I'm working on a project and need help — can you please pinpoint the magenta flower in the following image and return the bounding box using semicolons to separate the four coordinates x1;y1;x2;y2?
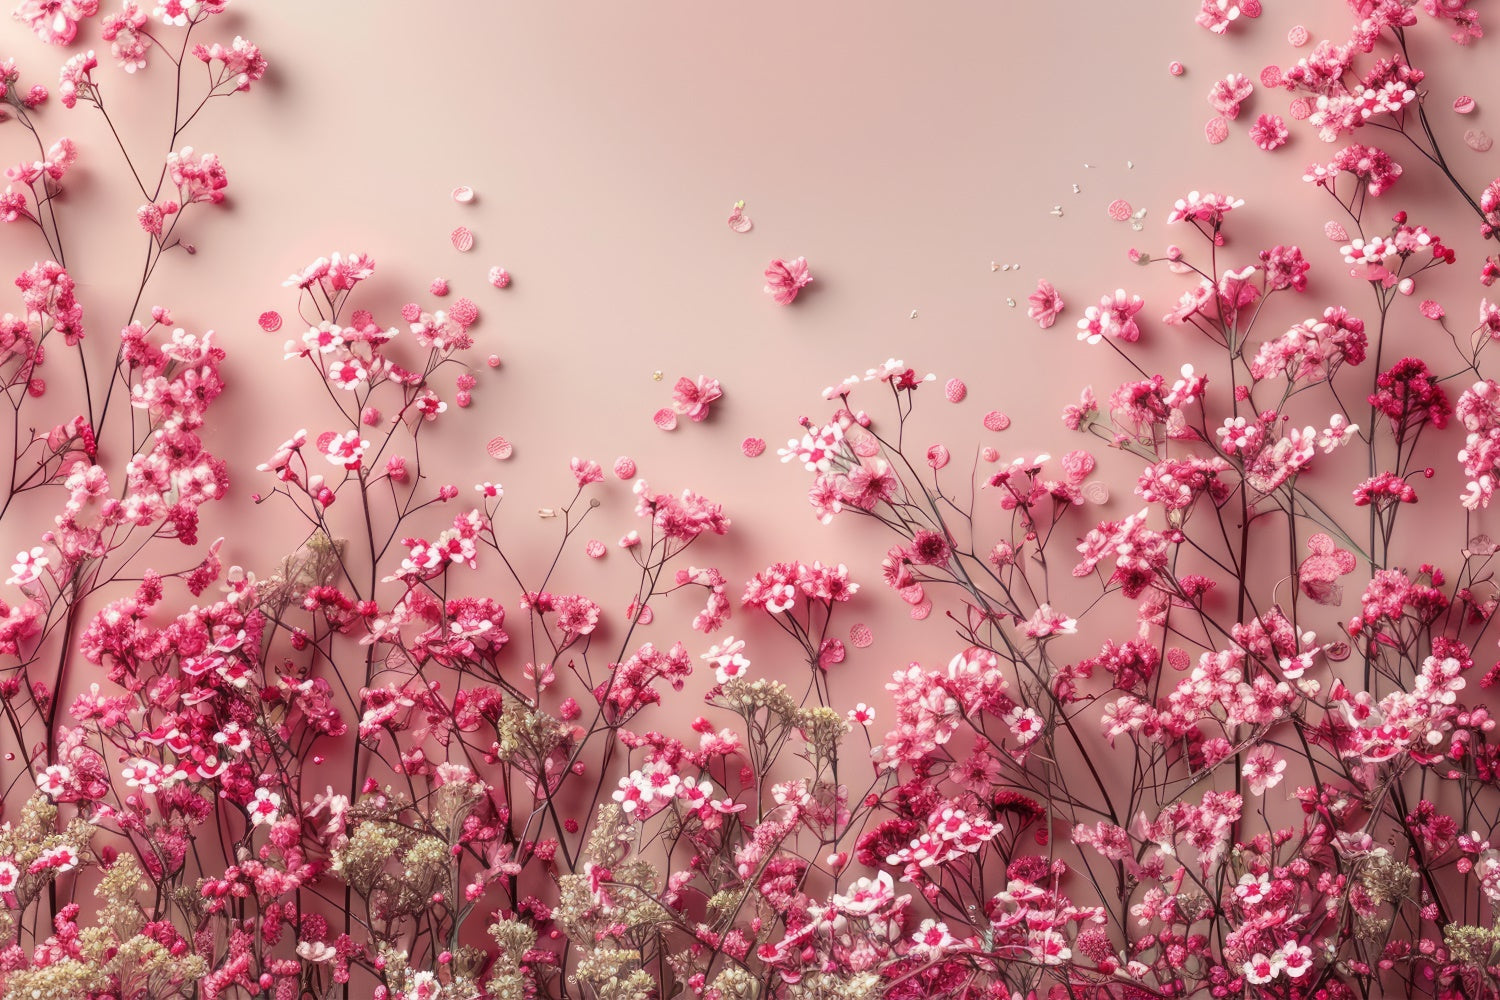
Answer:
1249;113;1288;151
764;256;812;305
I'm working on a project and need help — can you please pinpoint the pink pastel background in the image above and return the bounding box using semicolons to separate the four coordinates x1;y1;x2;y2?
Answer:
4;0;1500;758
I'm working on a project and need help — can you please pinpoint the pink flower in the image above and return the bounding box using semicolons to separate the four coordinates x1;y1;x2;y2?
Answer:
166;146;228;204
764;256;812;305
1195;0;1240;34
570;457;604;486
1026;279;1065;328
1240;747;1287;794
322;430;368;470
672;375;722;422
57;50;98;109
193;35;267;92
1208;73;1253;118
1167;191;1244;227
1249;113;1288;151
16;0;99;45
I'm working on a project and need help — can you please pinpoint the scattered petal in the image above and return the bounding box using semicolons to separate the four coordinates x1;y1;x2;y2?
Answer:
635;604;654;624
983;410;1011;431
944;378;967;403
910;599;932;620
487;354;502;368
488;266;511;288
1240;0;1260;16
1259;65;1282;88
1287;24;1309;46
653;408;678;431
741;437;766;458
1082;481;1110;504
613;457;636;479
849;623;874;648
487;436;513;460
1455;96;1477;115
980;446;1000;463
258;310;282;332
430;277;449;296
1169;61;1185;76
585;539;606;559
927;444;951;469
727;200;753;233
401;302;422;322
1419;299;1445;320
452;185;475;203
1466;128;1494;152
1107;199;1132;221
451;226;474;252
1323;221;1349;242
1205;116;1230;144
1288;97;1312;120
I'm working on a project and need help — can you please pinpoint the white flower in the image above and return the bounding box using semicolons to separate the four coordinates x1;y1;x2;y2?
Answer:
7;546;48;586
36;764;71;799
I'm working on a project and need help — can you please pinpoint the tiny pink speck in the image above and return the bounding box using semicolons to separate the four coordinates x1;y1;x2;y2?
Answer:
487;436;513;460
1287;25;1309;46
849;623;873;648
944;378;967;403
585;540;606;559
1205;116;1230;144
452;185;475;203
1455;96;1477;115
983;410;1011;431
1240;0;1260;16
258;310;282;332
401;303;422;322
1289;98;1312;121
487;354;502;368
741;437;766;457
1323;221;1349;241
653;408;678;431
1466;129;1494;152
980;446;1000;463
1168;61;1184;76
910;599;932;621
430;278;449;296
451;226;474;252
1106;199;1132;221
614;456;637;479
1259;65;1282;88
636;604;653;624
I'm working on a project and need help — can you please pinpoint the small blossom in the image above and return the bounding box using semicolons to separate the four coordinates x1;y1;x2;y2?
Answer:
764;256;812;305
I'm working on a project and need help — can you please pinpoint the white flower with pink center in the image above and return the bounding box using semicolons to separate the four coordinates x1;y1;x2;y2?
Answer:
249;787;282;827
7;546;48;586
